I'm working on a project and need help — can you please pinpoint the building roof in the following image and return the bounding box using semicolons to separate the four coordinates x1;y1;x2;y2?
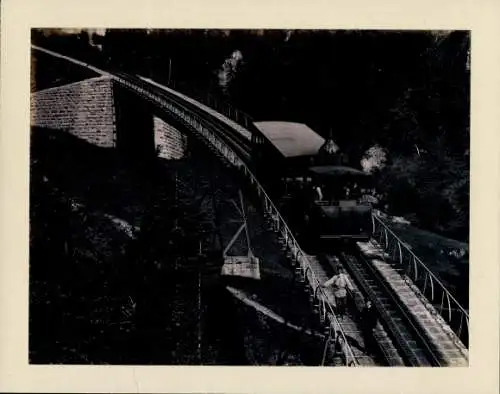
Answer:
253;121;325;158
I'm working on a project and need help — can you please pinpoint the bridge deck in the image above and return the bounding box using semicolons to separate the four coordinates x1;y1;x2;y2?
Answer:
138;76;253;141
357;241;469;366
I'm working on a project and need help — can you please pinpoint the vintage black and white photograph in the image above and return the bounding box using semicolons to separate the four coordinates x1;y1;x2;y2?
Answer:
29;28;470;367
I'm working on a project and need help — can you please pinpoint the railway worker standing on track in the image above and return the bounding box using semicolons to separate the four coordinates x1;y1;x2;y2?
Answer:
322;267;354;319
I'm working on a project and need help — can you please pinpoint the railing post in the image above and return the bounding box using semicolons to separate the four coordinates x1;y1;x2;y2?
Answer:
446;294;452;322
457;313;464;337
430;275;435;301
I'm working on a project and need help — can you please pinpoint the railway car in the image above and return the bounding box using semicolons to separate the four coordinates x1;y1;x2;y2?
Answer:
251;121;374;245
305;165;373;242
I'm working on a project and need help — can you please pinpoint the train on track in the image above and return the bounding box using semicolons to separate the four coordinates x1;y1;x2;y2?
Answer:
251;121;375;247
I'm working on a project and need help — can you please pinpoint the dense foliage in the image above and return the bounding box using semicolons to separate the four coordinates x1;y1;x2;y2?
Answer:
32;29;470;241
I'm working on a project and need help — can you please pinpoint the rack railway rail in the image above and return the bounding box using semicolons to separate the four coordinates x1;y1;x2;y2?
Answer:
339;250;442;366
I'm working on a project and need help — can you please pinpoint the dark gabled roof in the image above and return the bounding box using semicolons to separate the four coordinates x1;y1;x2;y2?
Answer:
308;165;369;177
253;121;325;158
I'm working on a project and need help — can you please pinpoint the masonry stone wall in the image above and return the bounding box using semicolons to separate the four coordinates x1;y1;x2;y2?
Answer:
31;73;189;162
30;76;116;148
153;116;187;160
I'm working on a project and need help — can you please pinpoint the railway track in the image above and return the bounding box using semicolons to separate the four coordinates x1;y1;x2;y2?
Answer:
338;249;444;366
110;72;448;367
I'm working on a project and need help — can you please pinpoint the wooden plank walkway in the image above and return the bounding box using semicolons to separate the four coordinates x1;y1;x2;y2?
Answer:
357;240;469;366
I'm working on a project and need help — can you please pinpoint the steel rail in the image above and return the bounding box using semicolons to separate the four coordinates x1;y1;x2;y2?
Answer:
340;252;443;366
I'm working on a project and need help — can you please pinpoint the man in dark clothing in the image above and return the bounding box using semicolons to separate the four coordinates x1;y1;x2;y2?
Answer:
361;300;378;356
